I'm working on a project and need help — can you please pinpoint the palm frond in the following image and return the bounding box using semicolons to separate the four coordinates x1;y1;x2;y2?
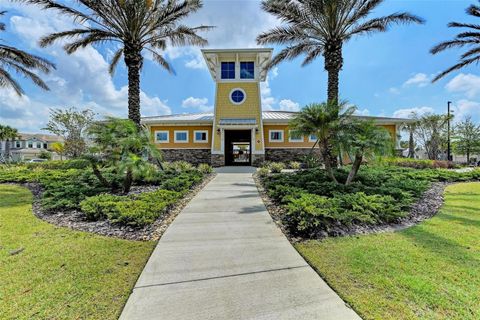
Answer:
433;55;480;82
301;46;323;66
448;22;480;30
0;68;24;95
15;0;92;23
257;25;309;45
0;45;55;72
1;59;50;90
267;42;318;69
39;29;95;47
146;49;175;74
431;39;478;54
109;48;124;76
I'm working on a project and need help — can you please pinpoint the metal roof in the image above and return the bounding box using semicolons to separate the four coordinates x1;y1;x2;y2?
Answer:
219;118;257;126
141;111;413;125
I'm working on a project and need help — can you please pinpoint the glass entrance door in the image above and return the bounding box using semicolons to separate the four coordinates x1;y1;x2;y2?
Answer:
232;143;250;164
224;130;252;166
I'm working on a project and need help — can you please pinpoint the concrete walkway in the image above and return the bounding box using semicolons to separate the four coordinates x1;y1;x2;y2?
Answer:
120;167;360;320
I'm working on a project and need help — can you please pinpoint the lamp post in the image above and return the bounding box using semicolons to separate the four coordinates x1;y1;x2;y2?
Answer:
447;101;452;161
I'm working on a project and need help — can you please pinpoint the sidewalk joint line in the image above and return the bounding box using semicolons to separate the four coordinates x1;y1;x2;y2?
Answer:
133;265;309;290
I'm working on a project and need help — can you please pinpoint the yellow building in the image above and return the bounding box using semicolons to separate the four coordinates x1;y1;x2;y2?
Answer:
142;48;407;167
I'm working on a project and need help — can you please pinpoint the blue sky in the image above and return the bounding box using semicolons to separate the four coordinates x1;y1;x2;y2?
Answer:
1;0;479;132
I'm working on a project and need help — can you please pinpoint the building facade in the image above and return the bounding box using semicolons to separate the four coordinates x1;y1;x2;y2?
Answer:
142;48;407;167
0;133;63;161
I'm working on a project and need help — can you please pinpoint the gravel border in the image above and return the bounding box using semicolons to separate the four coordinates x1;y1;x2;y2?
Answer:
18;173;216;241
253;173;450;242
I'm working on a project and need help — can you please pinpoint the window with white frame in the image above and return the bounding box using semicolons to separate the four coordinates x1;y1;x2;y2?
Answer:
288;130;303;142
174;130;189;143
28;141;33;148
194;130;208;143
269;130;284;142
15;141;21;148
155;131;169;143
309;134;318;142
36;142;42;148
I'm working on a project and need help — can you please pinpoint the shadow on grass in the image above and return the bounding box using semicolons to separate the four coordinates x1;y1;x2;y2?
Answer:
401;226;480;267
435;213;480;228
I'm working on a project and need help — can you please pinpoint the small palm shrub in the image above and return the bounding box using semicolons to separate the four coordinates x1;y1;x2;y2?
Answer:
257;167;270;178
171;161;194;172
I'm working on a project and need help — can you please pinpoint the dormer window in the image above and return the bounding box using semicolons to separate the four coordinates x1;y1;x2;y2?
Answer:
221;62;235;79
240;62;254;79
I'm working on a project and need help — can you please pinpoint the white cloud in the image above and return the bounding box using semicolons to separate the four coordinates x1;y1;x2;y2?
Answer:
452;99;480;122
278;99;300;111
181;97;213;112
393;106;434;118
389;87;400;95
446;73;480;98
403;73;432;88
355;108;370;116
0;6;171;132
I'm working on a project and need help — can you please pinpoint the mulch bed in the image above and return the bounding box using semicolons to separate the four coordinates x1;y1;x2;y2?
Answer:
254;173;450;242
21;173;216;241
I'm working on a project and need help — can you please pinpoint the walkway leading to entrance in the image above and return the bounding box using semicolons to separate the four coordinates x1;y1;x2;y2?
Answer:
120;167;360;320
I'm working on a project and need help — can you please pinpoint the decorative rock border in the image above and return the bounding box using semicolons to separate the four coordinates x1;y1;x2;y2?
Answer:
254;173;450;242
21;173;216;241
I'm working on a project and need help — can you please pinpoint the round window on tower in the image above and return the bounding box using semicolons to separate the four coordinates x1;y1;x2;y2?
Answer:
230;88;246;105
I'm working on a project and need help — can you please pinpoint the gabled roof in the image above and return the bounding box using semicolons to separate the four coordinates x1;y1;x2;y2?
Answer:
142;111;413;125
17;133;63;142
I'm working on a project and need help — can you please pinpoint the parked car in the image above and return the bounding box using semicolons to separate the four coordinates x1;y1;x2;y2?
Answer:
28;158;47;163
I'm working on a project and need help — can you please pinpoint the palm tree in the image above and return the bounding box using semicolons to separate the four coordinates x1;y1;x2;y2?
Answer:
257;0;424;103
0;11;54;95
290;101;356;183
402;121;418;158
338;120;392;185
20;0;212;126
431;1;480;82
0;125;19;159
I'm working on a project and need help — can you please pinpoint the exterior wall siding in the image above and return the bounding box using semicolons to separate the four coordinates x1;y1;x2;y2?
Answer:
265;148;319;163
150;125;212;149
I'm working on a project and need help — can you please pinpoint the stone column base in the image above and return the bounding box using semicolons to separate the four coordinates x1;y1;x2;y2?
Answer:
252;154;265;167
211;154;225;167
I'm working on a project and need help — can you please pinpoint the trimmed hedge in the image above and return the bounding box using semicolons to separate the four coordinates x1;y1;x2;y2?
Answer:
262;165;480;238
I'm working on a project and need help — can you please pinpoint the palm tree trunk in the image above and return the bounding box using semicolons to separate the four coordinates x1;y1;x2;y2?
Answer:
124;45;143;127
123;168;133;194
346;154;363;185
324;41;343;104
321;142;338;184
5;139;10;159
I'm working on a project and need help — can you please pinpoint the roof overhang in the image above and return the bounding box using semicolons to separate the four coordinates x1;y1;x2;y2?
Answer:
201;48;273;82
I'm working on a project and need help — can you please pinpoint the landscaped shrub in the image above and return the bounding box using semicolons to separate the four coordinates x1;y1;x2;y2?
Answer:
289;161;302;170
285;192;405;237
382;158;458;170
198;163;213;174
80;189;180;226
257;167;270;178
25;159;90;170
269;162;286;173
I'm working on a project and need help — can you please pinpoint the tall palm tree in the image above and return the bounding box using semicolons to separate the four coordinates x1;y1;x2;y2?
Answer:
0;11;54;95
338;120;392;185
20;0;212;126
257;0;424;103
0;125;19;159
290;101;356;183
431;1;480;82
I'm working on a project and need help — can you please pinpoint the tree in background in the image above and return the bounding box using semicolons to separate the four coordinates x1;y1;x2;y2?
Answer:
21;0;212;126
257;0;423;103
43;108;95;158
290;101;356;183
38;150;52;160
413;114;449;160
402;120;419;158
86;117;162;194
338;120;392;185
50;142;65;160
0;11;54;95
431;1;480;82
0;124;19;159
453;116;480;163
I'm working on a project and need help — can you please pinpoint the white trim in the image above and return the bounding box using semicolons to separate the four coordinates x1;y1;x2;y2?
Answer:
229;88;247;105
308;134;318;143
194;130;209;143
269;130;284;143
174;130;189;143
288;130;304;143
154;130;170;143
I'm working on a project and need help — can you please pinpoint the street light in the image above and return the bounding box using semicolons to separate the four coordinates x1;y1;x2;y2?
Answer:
447;101;453;161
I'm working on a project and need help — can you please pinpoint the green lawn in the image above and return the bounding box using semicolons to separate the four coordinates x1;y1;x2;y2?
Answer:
296;182;480;320
0;185;155;319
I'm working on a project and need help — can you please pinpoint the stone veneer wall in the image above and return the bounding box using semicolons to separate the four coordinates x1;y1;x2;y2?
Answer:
161;149;211;165
211;154;225;167
252;154;265;167
265;148;318;163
